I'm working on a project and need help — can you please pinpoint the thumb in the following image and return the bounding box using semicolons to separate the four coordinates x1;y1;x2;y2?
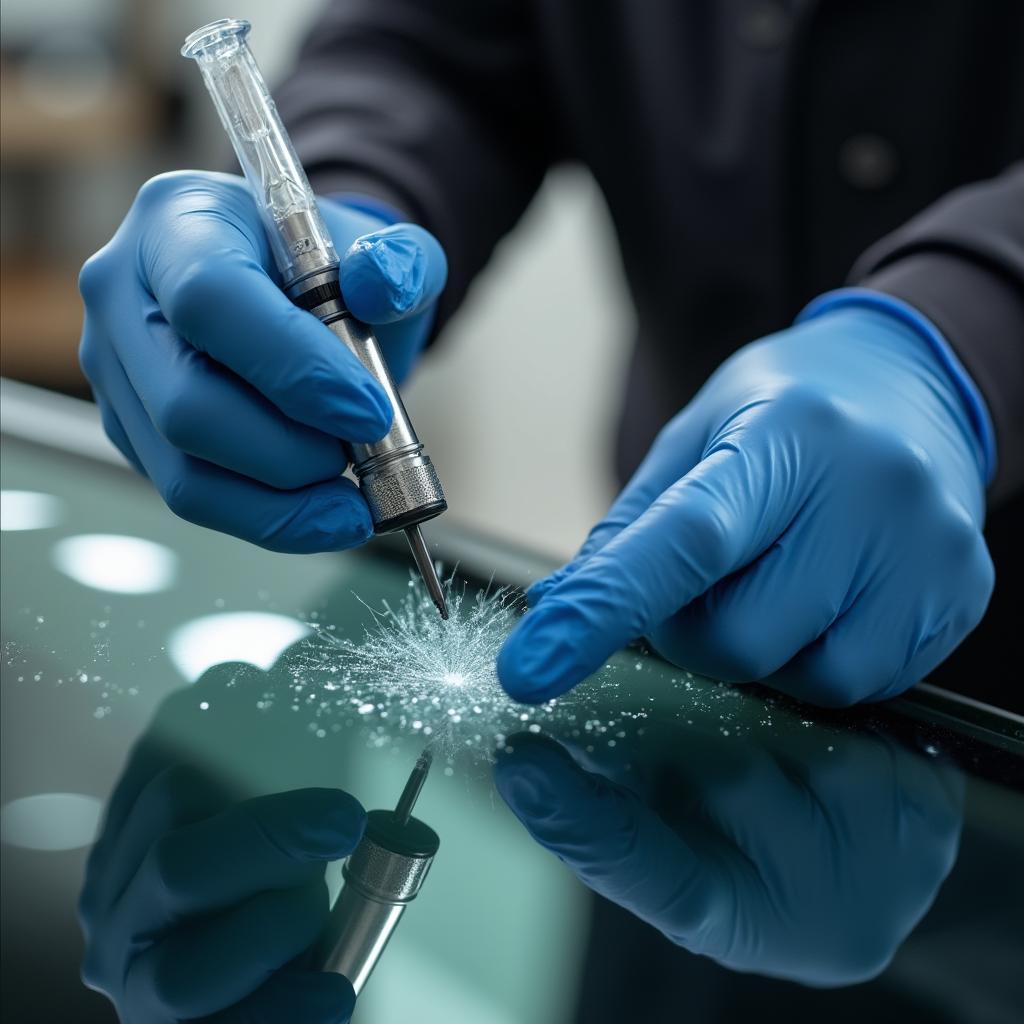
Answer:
498;443;790;702
120;788;367;933
340;223;447;325
202;971;356;1024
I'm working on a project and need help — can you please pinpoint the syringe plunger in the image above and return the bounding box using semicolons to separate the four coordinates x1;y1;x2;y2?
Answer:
182;18;336;286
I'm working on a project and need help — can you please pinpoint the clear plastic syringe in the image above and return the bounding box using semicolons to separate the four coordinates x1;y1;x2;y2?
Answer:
182;19;449;619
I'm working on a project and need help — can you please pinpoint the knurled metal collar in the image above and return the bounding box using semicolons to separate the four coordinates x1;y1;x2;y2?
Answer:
342;810;440;903
361;457;446;531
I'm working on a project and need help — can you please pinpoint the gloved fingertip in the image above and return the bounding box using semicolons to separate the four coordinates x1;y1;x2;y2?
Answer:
338;383;393;444
293;481;373;553
495;641;545;703
251;970;356;1023
328;503;374;548
342;226;442;324
327;519;374;553
494;759;563;820
320;790;368;853
273;790;367;860
303;973;356;1024
316;973;357;1024
496;616;576;704
495;739;608;839
494;730;575;769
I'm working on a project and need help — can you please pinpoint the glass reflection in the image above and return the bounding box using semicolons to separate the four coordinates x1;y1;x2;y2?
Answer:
51;533;178;594
78;631;971;1024
495;726;964;987
0;489;63;531
166;611;311;681
1;792;102;851
78;663;436;1024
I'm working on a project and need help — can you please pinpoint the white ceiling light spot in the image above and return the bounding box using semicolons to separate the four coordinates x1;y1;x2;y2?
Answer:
52;534;178;594
166;612;312;682
1;793;103;851
1;490;63;531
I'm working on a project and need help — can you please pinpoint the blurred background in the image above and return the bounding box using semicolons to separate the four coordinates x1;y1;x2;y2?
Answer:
0;0;635;559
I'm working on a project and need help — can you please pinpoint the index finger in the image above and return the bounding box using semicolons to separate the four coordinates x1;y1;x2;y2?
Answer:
137;189;391;443
494;736;725;943
498;445;789;701
113;789;365;937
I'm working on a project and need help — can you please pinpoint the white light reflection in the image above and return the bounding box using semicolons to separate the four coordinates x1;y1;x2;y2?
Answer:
1;793;102;851
1;490;63;531
167;612;312;683
52;534;178;594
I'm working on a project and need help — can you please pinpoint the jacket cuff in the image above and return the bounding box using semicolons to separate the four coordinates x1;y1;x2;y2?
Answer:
308;169;421;230
798;286;997;488
326;191;408;227
859;253;1024;502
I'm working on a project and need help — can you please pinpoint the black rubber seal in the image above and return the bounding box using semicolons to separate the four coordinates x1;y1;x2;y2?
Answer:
292;279;345;312
373;500;447;536
365;809;440;859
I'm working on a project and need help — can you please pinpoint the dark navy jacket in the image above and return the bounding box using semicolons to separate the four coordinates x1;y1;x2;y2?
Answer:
277;0;1024;704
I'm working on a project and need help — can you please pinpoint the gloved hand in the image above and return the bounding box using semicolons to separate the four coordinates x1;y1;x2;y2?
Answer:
80;767;365;1023
498;293;995;706
79;170;446;552
495;730;963;986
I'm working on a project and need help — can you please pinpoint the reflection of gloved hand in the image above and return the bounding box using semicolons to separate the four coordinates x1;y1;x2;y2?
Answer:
499;296;995;707
79;170;446;552
79;664;371;1022
80;767;365;1023
496;731;963;986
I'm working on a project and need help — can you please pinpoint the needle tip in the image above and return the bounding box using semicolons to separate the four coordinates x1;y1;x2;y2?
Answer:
395;749;433;824
405;526;450;620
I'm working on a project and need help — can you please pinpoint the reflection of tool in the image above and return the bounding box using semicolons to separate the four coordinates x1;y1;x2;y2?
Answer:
182;19;449;619
316;751;439;994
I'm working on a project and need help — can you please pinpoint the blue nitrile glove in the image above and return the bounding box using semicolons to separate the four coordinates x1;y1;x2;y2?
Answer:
498;292;996;706
495;731;963;986
79;170;447;552
80;767;365;1023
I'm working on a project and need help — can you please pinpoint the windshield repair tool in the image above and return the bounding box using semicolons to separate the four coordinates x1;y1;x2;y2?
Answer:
183;19;449;619
315;750;439;994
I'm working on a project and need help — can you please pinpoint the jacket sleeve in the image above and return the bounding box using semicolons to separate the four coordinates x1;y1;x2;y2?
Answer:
273;0;553;332
853;163;1024;503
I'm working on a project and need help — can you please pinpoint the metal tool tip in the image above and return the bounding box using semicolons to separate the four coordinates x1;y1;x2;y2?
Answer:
394;749;433;825
404;526;449;620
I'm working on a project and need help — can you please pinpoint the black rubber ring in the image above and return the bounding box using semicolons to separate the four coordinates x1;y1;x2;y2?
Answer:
373;501;448;536
293;279;344;312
